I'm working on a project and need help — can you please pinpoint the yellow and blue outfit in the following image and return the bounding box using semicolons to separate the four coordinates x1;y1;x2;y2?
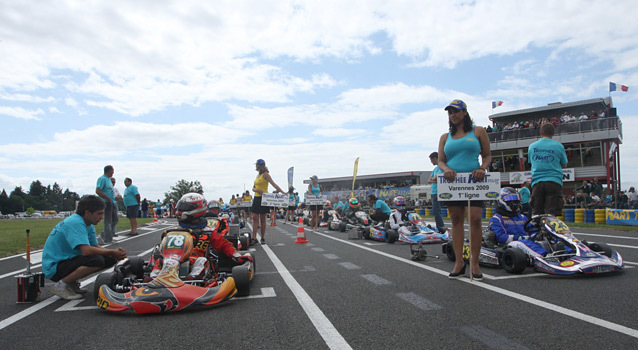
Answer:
252;173;270;214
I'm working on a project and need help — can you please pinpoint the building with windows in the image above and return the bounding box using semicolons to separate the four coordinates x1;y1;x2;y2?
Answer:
487;97;622;198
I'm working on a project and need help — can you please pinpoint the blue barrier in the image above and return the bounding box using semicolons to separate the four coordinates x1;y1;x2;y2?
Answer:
585;209;595;223
564;208;575;223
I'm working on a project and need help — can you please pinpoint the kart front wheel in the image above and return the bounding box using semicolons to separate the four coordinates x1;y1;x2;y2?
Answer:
501;248;527;274
444;242;455;262
128;256;145;279
93;271;117;301
588;242;613;258
239;235;249;250
232;265;251;297
386;229;399;244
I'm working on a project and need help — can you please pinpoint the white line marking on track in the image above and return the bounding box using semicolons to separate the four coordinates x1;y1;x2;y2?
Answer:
396;292;442;311
250;223;352;350
323;254;339;260
238;287;277;299
338;262;361;270
574;232;638;240
55;299;100;311
361;274;392;285
608;243;638;249
459;324;530;350
312;247;325;252
310;229;638;339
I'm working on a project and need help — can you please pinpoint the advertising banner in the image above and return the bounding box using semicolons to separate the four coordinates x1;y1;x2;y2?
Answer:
305;194;328;205
261;193;290;207
437;172;501;201
606;209;638;226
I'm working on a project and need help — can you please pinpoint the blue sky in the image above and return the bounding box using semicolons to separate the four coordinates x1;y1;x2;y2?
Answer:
1;0;637;202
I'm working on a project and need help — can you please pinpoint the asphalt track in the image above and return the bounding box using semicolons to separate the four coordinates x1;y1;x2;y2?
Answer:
0;218;637;349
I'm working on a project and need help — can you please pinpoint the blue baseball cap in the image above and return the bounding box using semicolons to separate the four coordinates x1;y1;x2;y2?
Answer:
444;99;467;111
255;159;265;166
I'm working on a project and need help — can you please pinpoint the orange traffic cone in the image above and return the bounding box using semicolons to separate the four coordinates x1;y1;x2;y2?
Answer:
153;213;158;223
295;217;308;244
270;209;277;226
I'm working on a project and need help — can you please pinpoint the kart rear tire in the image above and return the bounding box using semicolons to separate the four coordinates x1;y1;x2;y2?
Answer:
386;229;399;244
589;242;613;258
93;271;117;301
501;248;527;274
127;256;145;279
339;222;346;232
232;265;251;297
444;242;455;262
239;235;249;251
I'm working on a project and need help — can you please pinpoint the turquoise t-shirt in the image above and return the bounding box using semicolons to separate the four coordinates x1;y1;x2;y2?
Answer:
310;184;321;195
42;214;98;278
123;184;140;207
443;128;481;172
96;175;115;203
373;200;392;215
528;138;567;186
518;186;530;204
430;165;443;195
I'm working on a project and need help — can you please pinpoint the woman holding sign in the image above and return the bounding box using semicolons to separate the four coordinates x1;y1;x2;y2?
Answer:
437;99;491;280
308;175;322;231
252;159;284;244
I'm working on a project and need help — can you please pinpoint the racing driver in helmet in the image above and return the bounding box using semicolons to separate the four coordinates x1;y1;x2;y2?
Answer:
388;196;411;236
150;192;252;280
488;187;548;258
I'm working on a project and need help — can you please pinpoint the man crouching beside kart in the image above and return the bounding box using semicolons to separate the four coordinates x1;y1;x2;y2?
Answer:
389;196;411;236
148;192;252;281
488;187;549;259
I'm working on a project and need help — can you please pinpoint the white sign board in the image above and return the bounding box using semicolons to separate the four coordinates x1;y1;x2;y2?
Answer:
437;172;501;201
238;201;252;208
261;193;290;207
509;168;574;185
305;194;328;205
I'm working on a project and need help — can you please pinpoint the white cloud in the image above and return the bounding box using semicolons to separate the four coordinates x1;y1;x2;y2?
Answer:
0;106;43;120
313;128;366;137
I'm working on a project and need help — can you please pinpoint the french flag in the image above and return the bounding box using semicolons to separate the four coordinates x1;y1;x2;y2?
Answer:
609;82;629;92
492;101;503;108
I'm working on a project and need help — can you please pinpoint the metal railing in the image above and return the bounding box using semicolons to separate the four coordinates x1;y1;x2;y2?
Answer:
488;117;621;143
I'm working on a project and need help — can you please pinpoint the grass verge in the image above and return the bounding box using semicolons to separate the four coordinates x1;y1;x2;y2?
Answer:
0;218;154;258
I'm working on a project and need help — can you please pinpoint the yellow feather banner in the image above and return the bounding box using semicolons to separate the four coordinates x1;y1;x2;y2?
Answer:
351;157;359;198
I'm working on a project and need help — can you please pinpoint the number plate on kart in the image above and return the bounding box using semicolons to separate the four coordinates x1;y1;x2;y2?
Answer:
462;245;470;260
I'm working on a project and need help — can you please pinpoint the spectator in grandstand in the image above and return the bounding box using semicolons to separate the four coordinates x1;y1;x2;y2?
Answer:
601;188;614;208
577;180;592;195
578;112;589;121
618;191;628;209
628;187;638;209
528;123;567;216
560;112;570;123
587;192;600;209
438;99;491;280
308;175;322;231
486;125;492;133
575;192;586;208
427;152;446;233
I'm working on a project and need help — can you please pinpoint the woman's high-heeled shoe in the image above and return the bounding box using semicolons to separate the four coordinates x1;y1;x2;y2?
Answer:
449;263;466;279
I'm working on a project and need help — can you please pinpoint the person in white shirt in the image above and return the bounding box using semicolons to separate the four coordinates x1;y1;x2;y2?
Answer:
578;112;589;121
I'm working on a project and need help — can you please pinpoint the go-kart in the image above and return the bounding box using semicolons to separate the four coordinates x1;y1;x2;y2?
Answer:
318;209;334;227
368;221;399;243
206;217;250;251
442;215;624;275
95;229;255;314
398;213;449;244
327;211;343;231
339;211;373;239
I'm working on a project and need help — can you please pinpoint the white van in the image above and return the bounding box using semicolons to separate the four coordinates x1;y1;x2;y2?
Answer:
408;185;431;202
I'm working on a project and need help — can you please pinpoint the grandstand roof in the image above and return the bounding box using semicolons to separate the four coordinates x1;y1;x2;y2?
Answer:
489;97;613;121
302;171;428;184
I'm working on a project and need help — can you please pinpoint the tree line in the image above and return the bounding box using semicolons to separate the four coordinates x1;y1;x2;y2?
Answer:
0;180;81;214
